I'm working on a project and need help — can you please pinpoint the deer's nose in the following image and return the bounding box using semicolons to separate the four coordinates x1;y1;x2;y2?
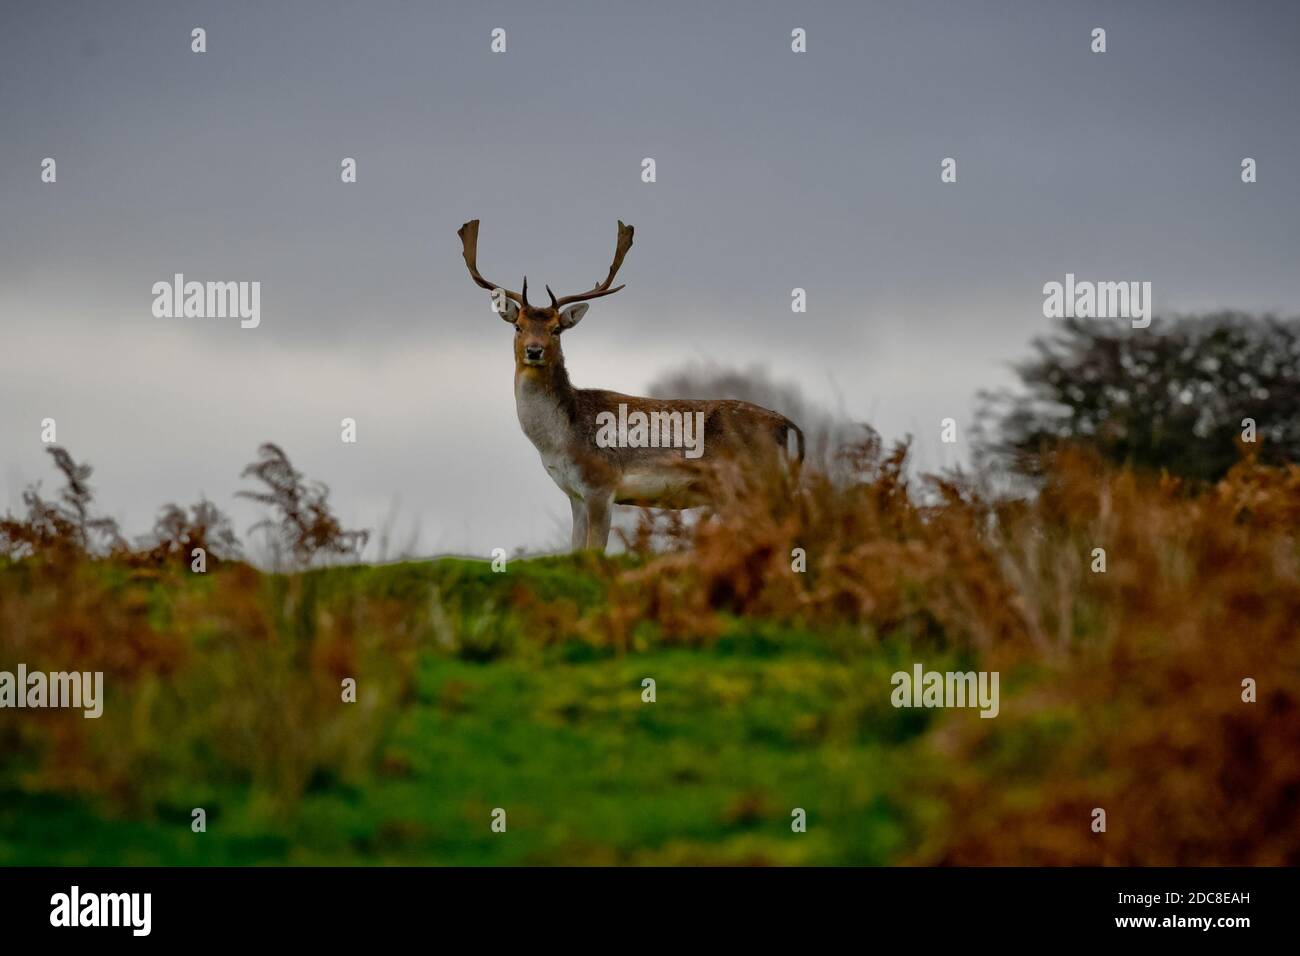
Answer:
524;345;545;362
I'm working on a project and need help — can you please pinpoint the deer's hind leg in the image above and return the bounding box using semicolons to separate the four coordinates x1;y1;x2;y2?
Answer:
569;497;588;552
584;489;615;552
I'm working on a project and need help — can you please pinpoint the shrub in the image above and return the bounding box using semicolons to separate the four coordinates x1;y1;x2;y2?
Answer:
138;498;243;567
237;443;369;567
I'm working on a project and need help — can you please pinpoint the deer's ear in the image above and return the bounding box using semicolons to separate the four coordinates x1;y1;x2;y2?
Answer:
558;302;589;329
495;297;520;322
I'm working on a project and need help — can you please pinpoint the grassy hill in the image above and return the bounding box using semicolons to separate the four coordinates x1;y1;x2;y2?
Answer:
3;442;1298;865
0;556;963;865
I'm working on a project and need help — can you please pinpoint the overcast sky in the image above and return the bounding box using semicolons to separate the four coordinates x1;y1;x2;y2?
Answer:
2;0;1298;556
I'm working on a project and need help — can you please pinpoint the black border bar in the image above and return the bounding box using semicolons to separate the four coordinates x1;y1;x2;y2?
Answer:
0;866;1290;942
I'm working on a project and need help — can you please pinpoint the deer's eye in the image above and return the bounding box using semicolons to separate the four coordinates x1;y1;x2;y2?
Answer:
514;325;521;335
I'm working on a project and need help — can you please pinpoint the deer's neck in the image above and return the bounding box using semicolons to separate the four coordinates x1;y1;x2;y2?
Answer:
514;359;580;454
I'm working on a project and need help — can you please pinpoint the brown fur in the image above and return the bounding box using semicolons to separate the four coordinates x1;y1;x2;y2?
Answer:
460;221;804;551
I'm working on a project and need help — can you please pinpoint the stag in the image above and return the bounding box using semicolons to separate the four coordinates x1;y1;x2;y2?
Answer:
458;219;804;551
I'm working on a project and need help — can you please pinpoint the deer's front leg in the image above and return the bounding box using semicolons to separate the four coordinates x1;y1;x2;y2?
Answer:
569;497;588;552
584;490;614;551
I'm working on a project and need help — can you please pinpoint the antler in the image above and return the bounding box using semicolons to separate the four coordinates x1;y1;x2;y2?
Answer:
549;220;635;308
457;219;525;306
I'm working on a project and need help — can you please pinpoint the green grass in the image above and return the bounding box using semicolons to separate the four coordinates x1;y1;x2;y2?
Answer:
0;556;963;865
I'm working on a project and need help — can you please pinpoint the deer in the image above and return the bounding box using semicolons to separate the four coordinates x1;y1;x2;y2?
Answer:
457;218;804;552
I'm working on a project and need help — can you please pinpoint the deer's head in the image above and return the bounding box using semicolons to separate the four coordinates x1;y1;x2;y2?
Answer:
457;219;635;371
